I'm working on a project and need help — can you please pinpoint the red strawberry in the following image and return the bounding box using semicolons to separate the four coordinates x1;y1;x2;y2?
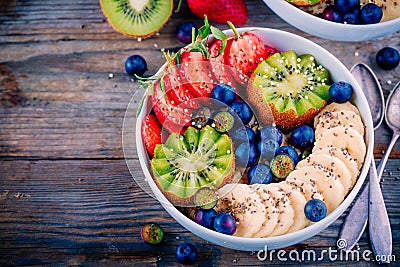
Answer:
163;69;199;109
187;0;248;25
152;80;192;130
141;114;162;157
179;50;215;98
208;39;236;87
264;45;280;58
226;32;268;84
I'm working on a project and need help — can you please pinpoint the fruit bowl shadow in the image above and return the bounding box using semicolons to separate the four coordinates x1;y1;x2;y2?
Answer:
124;28;374;251
262;0;400;42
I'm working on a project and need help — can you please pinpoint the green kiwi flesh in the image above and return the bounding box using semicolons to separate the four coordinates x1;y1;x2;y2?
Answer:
250;50;331;130
151;125;235;205
100;0;173;38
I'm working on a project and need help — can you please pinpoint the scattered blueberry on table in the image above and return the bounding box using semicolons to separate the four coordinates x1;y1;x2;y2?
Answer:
177;22;198;44
176;242;198;264
125;55;147;77
376;47;400;70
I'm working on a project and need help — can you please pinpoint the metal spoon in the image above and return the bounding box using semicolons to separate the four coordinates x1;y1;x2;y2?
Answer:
339;63;385;250
369;81;400;264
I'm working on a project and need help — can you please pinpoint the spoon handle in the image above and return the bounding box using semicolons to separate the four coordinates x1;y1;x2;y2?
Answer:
377;133;399;178
338;133;399;250
369;159;392;264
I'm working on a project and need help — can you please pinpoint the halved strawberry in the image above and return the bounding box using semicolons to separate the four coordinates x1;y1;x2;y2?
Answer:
179;50;215;98
208;39;237;87
264;45;280;59
142;113;162;157
163;70;199;109
226;32;268;84
152;81;192;130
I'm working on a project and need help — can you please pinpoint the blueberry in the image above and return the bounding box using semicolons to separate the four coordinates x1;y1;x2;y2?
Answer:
290;125;315;149
231;126;256;144
334;0;359;13
177;22;198;44
376;47;400;70
194;208;217;229
329;81;353;103
247;163;273;184
322;6;343;23
229;100;253;125
257;138;279;162
235;142;259;167
211;84;236;107
360;3;382;24
258;125;283;146
276;146;299;165
213;213;237;235
343;9;360;24
304;199;327;222
176;242;198;264
125;55;147;77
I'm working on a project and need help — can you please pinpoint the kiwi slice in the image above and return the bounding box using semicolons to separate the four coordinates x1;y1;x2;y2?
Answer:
249;50;331;130
151;125;235;206
193;187;218;209
140;223;164;245
100;0;173;38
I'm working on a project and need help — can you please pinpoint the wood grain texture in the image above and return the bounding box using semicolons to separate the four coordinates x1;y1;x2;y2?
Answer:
0;0;399;266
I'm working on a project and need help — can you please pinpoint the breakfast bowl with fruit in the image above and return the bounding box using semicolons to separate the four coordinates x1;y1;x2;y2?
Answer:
262;0;400;42
123;20;374;250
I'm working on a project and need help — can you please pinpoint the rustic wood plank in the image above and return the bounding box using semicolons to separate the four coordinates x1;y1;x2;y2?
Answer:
0;159;399;266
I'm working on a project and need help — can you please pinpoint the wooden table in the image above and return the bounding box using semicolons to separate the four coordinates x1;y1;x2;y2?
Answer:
1;0;399;266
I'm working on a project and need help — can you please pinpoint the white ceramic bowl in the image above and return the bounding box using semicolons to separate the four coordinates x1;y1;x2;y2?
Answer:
263;0;400;42
129;28;374;250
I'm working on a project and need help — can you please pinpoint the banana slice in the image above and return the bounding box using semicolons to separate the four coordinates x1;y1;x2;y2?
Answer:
313;147;359;187
315;110;364;137
283;178;324;201
277;182;308;233
250;184;280;238
313;126;366;170
296;154;353;194
263;184;295;237
216;184;265;237
286;166;345;213
314;102;360;129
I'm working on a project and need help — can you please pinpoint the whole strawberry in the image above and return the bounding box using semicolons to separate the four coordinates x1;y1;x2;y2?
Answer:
187;0;248;25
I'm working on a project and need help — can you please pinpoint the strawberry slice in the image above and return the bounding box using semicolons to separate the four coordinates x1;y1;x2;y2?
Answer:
208;39;237;87
226;32;268;84
163;70;199;109
179;51;215;98
141;113;162;157
152;81;192;129
264;45;280;58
